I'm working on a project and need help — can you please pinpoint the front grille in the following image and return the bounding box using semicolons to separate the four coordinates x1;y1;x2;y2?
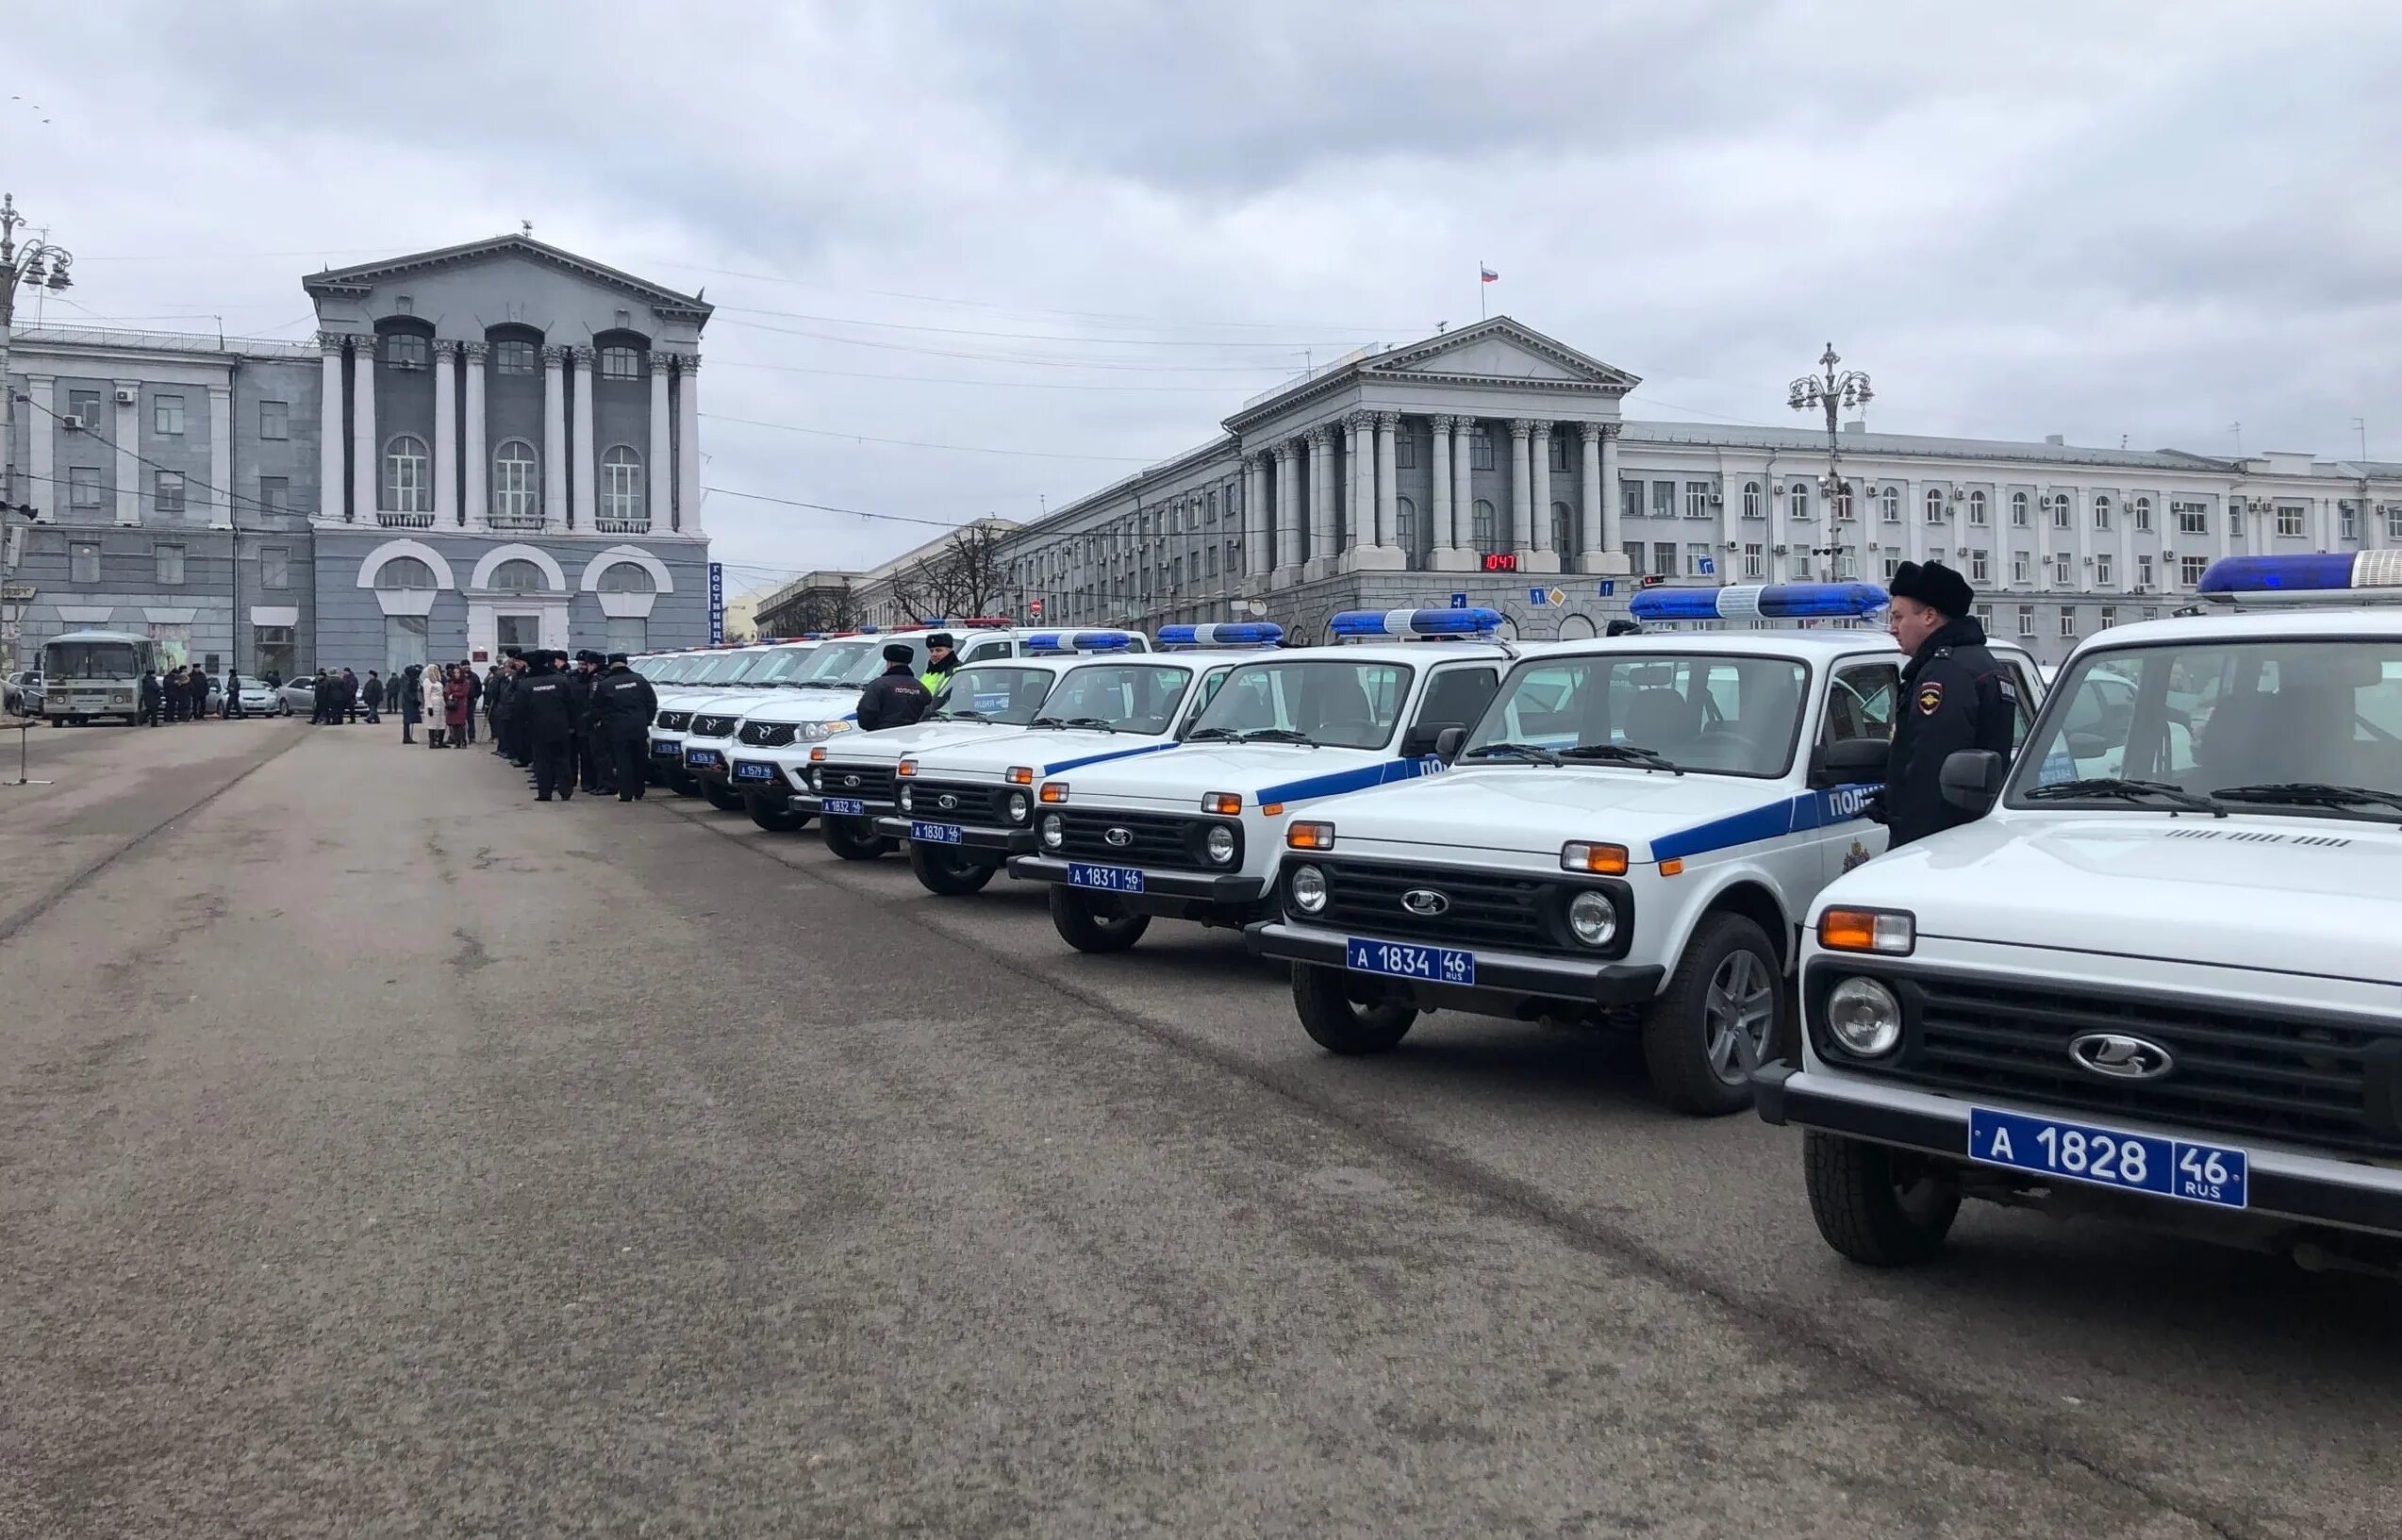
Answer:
817;762;896;802
1308;858;1565;954
904;779;1018;826
1055;808;1217;870
739;720;800;748
689;714;738;737
654;709;692;731
1830;971;2402;1158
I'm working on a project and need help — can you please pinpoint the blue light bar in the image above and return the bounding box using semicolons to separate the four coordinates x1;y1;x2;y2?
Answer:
1157;621;1285;648
1328;607;1504;638
1628;582;1890;623
2196;552;2402;601
1022;630;1138;652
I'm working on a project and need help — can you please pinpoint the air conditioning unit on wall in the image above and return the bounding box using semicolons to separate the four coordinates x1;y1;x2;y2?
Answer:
114;388;137;406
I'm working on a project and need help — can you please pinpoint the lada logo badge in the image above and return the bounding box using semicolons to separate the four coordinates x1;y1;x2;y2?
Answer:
2068;1033;2174;1081
1104;826;1134;848
937;794;958;810
1401;888;1449;917
840;774;859;788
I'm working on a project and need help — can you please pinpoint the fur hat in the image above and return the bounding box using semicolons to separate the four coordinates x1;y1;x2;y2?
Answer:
882;642;916;664
1889;559;1973;619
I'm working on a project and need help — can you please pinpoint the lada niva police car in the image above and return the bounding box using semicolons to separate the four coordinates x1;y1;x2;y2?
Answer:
874;625;1285;896
1245;584;2045;1115
798;628;1154;856
1006;608;1516;954
1758;552;2402;1276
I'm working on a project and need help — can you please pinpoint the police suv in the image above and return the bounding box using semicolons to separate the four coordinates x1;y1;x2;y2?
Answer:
674;641;826;808
1245;584;2044;1114
1758;552;2402;1277
1006;608;1516;954
874;624;1285;896
647;644;778;793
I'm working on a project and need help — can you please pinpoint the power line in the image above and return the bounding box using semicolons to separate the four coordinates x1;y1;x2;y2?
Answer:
713;315;1290;373
702;413;1168;463
704;358;1238;393
711;303;1365;350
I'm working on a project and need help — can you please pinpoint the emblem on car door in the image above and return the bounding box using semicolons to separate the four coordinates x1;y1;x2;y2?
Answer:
2068;1033;2174;1081
1401;888;1449;917
1104;826;1134;848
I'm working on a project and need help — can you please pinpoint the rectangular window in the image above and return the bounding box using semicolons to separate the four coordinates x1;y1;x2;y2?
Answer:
1743;542;1762;578
258;475;289;515
2054;553;2073;585
1881;555;1899;580
494;339;538;375
1469;427;1494;471
157;543;185;585
2016;604;2035;638
600;345;641;380
2096;554;2113;586
2175;500;2209;536
2137;555;2153;589
2277;505;2304;537
2099;604;2117;629
1394;433;1415;471
254;624;294;681
2341;503;2357;539
258;400;290;439
1205;545;1218;577
70;541;99;584
1791;552;1814;580
2012;552;2029;585
2390;506;2402;540
385;333;428;371
605;616;649;656
1549;435;1571;472
1652;541;1676;578
154;395;186;436
261;546;290;589
2059;609;2078;638
155;471;186;515
1652;481;1675;519
1685;541;1712;576
1685;482;1712;519
384;614;430;674
71;389;103;426
70;466;103;507
2181;555;2209;587
1620;482;1643;524
1623;541;1646;575
1975;603;1994;627
1969;549;1989;583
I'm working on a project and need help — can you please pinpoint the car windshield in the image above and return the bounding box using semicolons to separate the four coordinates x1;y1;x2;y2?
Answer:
714;652;773;685
1034;663;1195;733
1464;652;1810;778
681;653;746;686
43;641;141;680
931;665;1056;724
1183;659;1413;750
795;639;893;687
751;646;820;686
2009;638;2402;820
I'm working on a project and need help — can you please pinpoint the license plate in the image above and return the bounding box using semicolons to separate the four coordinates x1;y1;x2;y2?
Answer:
911;820;964;844
686;749;722;769
734;762;775;782
651;738;678;756
1968;1107;2247;1210
1346;937;1477;985
1068;862;1145;894
822;797;866;817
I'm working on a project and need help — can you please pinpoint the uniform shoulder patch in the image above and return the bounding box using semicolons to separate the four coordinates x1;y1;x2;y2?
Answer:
1916;681;1945;715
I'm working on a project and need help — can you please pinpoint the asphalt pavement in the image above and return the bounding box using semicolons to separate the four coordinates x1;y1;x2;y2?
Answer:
2;720;2395;1537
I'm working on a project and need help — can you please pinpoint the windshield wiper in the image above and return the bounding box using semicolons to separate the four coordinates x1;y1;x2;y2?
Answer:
1183;725;1240;741
941;709;990;722
2210;782;2402;813
1032;715;1118;732
1460;741;1564;766
2024;776;2226;815
1238;728;1313;743
1561;742;1683;775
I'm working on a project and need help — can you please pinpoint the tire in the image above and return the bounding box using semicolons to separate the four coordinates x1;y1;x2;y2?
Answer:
909;841;998;896
1802;1131;1962;1267
820;815;896;861
1640;911;1786;1117
1291;963;1418;1055
668;767;701;798
1047;884;1150;952
744;793;805;833
702;780;743;812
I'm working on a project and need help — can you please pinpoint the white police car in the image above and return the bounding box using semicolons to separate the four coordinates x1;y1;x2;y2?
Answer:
647;644;778;792
675;641;826;808
875;625;1286;895
1760;552;2402;1275
1007;609;1516;953
1245;584;2046;1115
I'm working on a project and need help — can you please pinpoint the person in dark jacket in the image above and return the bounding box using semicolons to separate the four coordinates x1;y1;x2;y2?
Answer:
138;669;162;727
361;670;384;723
224;669;243;720
516;652;578;801
187;667;209;722
591;654;658;801
399;665;422;744
855;643;934;731
462;662;482;744
569;651;606;793
336;668;357;722
1880;559;2017;850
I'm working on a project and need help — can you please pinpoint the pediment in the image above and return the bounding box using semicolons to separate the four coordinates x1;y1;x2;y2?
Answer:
1364;318;1639;389
305;236;709;322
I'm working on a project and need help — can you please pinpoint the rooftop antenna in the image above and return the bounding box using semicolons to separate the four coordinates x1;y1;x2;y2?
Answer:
520;219;534;237
2229;422;2243;456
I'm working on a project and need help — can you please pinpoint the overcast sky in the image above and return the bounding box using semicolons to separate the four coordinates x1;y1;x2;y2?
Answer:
8;0;2398;597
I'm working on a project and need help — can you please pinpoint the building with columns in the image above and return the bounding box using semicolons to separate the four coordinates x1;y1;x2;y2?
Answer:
2;234;712;677
993;316;2402;664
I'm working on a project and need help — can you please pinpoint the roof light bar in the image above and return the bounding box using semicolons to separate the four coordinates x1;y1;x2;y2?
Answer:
1157;621;1285;648
2196;551;2402;602
1022;630;1138;652
1328;607;1504;638
1628;582;1889;623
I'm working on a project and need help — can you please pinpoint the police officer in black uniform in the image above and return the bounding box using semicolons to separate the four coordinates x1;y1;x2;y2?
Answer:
592;654;658;801
517;651;578;802
489;650;519;759
854;642;933;731
566;650;601;793
1881;559;2016;849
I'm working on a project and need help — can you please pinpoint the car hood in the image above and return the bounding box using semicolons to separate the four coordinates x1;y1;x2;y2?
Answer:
819;719;1030;766
722;687;863;725
1324;766;1823;858
914;728;1179;778
1829;812;2402;985
1064;742;1406;805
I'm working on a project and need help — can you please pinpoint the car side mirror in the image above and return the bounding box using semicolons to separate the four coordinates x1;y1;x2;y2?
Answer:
1813;736;1889;787
1400;722;1459;759
1940;750;2008;815
1433;725;1467;765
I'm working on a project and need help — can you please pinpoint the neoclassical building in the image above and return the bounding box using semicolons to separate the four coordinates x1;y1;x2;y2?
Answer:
2;235;713;676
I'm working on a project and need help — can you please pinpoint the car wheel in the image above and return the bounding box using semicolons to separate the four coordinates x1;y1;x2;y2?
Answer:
1047;884;1149;952
1640;911;1785;1117
1803;1131;1962;1267
744;794;804;833
820;815;896;861
702;781;743;812
668;767;701;798
908;841;997;896
1291;963;1417;1054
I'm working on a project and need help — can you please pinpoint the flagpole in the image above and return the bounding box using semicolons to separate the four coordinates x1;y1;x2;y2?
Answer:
1479;261;1486;321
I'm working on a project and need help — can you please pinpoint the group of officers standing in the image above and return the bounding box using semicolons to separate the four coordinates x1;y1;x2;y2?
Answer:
481;648;658;803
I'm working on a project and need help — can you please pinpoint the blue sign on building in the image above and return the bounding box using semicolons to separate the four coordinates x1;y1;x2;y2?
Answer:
1449;591;1469;609
1697;556;1716;577
708;562;725;644
1528;587;1549;606
1598;579;1616;598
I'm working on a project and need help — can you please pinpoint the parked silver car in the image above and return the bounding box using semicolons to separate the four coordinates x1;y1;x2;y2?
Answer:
276;677;318;716
5;669;41;717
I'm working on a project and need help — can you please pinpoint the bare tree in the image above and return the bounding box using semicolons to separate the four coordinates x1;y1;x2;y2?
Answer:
781;585;859;634
890;522;1013;621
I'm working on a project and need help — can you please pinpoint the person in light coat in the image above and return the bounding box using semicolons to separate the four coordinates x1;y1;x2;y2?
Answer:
422;662;450;749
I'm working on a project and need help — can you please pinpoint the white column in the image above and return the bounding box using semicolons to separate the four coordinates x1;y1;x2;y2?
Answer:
350;338;378;524
1342;412;1369;559
648;354;672;532
1508;420;1533;557
317;334;347;520
570;345;597;531
1599;424;1625;570
207;382;233;529
2069;486;2092;593
461;341;489;530
1423;415;1457;570
25;373;53;521
432;339;459;529
1273;441;1302;582
1242;451;1267;585
1576;424;1602;573
1527;422;1558;572
1374;412;1400;554
114;378;141;525
674;356;703;534
540;344;568;532
1305;425;1334;574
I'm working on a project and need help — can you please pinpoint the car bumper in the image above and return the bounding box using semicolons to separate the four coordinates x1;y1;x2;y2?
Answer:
1007;855;1269;919
650;737;687;762
874;816;1036;857
684;745;736;783
1754;1064;2402;1239
1247;919;1665;1008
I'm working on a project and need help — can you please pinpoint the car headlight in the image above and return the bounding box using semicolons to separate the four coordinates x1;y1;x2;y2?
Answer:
1205;825;1236;865
799;720;853;741
899;787;914;811
1041;813;1066;849
1289;864;1328;915
1827;977;1902;1057
1007;791;1032;824
1567;890;1617;947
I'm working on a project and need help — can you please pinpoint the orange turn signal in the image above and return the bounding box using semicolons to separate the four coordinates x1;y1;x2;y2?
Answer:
1560;841;1629;876
1007;766;1035;786
1818;907;1915;955
1286;821;1335;851
897;758;917;778
1202;792;1241;816
809;746;828;763
1039;782;1069;803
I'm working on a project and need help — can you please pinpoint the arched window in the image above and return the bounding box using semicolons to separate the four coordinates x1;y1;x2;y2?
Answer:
1394;496;1416;562
2051;493;2073;529
1551;500;1575;555
492;440;538;525
1835;481;1856;522
599;446;645;525
384;435;430;513
1925;488;1946;522
373;555;436;589
489;558;548;592
2011;491;2029;526
1471;499;1496;554
1880;486;1901;522
2094;493;2112;529
1968;489;1988;526
2130;495;2152;532
1742;481;1762;520
596;562;656;593
1790;482;1811;521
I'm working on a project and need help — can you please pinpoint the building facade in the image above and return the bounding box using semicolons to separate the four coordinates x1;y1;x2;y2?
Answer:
986;317;2402;664
2;235;713;677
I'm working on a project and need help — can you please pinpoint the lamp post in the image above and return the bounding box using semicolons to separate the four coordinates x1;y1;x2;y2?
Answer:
0;196;72;671
1789;342;1872;582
